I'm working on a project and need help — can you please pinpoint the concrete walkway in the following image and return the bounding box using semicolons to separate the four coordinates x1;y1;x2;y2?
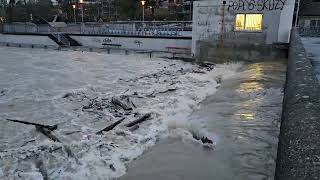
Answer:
119;61;286;180
302;37;320;80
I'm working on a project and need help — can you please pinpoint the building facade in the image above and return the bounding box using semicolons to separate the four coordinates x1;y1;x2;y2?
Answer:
192;0;295;54
298;0;320;28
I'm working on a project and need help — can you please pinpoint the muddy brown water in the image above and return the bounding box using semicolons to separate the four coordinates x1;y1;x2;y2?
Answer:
119;60;287;180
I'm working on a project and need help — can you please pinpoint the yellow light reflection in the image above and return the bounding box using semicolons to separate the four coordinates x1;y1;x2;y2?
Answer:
238;63;264;93
235;113;255;120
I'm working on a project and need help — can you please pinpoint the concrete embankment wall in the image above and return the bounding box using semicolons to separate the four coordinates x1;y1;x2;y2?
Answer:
0;33;192;52
69;35;191;52
0;34;59;48
196;37;288;62
275;29;320;180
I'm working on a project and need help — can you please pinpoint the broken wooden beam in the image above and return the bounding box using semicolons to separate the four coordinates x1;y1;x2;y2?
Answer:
96;118;125;134
158;88;177;94
36;126;61;142
111;97;133;111
5;119;58;131
201;137;213;144
126;113;152;127
36;126;81;164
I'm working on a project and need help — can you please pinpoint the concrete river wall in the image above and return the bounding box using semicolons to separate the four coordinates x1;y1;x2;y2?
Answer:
0;33;191;52
275;29;320;180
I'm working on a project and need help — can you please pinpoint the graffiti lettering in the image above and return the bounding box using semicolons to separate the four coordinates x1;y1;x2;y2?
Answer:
227;0;286;11
103;38;112;43
134;40;143;47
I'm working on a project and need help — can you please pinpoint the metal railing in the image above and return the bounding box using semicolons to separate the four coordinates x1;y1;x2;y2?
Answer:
2;21;192;37
299;27;320;37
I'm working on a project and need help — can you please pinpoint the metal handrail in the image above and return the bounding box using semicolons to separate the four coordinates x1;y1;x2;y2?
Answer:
2;22;192;38
299;27;320;37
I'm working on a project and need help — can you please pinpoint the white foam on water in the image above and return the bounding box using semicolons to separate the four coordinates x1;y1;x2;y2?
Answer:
0;47;242;180
0;168;3;178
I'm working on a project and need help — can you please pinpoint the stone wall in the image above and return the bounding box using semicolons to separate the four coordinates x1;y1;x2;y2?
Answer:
0;34;59;48
275;28;320;180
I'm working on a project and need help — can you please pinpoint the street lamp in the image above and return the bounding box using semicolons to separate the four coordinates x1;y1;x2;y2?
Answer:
141;0;146;35
80;0;84;23
72;4;76;23
141;0;145;22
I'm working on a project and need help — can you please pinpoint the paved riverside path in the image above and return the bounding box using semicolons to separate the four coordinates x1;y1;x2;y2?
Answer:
302;37;320;81
119;60;286;180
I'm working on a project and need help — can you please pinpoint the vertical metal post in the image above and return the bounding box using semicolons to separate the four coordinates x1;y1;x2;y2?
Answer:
142;5;145;23
189;0;193;21
142;5;145;35
220;2;225;48
220;1;226;60
295;0;301;27
81;5;84;23
73;7;76;23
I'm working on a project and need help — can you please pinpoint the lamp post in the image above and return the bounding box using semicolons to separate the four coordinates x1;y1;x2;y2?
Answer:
80;0;84;23
141;0;146;35
141;0;145;22
72;4;76;23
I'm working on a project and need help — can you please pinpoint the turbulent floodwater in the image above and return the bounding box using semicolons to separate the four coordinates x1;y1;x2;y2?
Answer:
120;60;286;180
0;47;241;180
120;61;286;180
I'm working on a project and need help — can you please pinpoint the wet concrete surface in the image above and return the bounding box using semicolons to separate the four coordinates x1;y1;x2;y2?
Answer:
301;37;320;81
119;60;287;180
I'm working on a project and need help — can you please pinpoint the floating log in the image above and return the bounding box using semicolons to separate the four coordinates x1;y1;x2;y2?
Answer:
158;88;177;94
147;88;177;97
65;130;82;135
201;137;213;144
5;119;58;131
129;125;139;131
62;92;73;98
96;118;125;134
36;126;81;164
36;126;61;142
111;97;133;111
126;113;152;127
192;132;214;144
35;158;49;180
192;70;206;74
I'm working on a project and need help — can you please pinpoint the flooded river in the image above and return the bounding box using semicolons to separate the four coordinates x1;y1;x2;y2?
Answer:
120;61;286;180
0;46;286;180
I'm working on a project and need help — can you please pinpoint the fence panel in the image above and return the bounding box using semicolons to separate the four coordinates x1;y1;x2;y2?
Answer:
299;27;320;37
2;22;192;37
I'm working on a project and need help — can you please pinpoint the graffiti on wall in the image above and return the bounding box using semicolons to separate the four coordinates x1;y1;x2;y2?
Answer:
103;38;112;43
196;6;215;26
227;0;286;11
134;40;143;47
194;6;218;40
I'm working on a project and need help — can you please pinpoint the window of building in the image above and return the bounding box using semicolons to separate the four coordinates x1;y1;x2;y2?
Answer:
235;14;263;31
